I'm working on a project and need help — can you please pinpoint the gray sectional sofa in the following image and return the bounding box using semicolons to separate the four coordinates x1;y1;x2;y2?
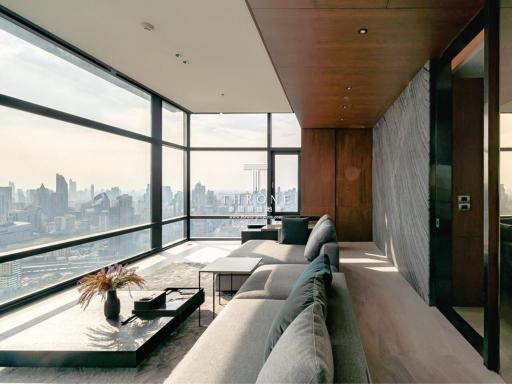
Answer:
168;229;370;383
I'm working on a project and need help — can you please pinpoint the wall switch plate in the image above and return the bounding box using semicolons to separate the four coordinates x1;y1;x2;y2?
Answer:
458;202;471;211
458;195;471;203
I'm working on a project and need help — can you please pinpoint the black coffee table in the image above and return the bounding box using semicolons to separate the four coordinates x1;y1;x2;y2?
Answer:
0;289;203;367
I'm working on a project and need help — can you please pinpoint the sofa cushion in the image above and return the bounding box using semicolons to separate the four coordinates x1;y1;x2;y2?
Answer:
256;302;334;384
167;299;284;384
264;274;327;360
291;254;332;292
280;216;309;245
304;217;337;261
235;264;306;300
229;240;308;265
328;273;371;383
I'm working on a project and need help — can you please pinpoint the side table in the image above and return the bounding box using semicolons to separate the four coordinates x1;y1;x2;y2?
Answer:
198;257;262;325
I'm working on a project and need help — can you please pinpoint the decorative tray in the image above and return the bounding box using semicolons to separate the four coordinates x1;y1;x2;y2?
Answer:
132;287;204;317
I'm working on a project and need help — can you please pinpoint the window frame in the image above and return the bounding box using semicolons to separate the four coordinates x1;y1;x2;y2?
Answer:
188;113;301;240
0;7;302;312
0;9;189;314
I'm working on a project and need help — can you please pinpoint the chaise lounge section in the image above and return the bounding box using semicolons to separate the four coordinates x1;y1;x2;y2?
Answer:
168;216;370;383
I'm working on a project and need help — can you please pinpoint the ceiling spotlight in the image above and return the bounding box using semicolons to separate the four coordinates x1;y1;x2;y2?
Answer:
141;22;155;32
340;117;344;121
346;86;352;90
358;28;368;35
182;60;190;64
220;92;225;97
175;53;183;58
343;105;348;109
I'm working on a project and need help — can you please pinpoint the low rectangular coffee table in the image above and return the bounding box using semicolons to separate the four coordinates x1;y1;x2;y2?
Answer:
0;289;203;367
198;257;262;323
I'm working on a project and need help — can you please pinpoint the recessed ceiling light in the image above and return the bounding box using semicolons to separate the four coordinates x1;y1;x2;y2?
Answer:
182;60;190;64
220;92;225;97
358;28;368;35
141;22;155;32
175;53;183;58
340;117;344;121
343;105;348;109
346;86;352;90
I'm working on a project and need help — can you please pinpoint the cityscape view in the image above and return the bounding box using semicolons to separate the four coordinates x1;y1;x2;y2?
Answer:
0;174;183;305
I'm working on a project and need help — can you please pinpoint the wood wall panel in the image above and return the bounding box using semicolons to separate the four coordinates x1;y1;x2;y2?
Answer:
452;78;484;306
300;128;372;241
336;129;373;240
300;129;336;218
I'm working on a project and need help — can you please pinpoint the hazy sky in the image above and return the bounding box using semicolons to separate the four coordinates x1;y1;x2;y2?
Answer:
0;18;300;193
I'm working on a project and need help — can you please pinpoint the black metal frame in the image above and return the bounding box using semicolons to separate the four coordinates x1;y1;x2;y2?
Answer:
0;8;189;315
188;113;301;240
0;8;301;313
430;2;502;372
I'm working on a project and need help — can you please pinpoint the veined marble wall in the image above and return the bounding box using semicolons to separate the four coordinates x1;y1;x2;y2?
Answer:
373;62;430;302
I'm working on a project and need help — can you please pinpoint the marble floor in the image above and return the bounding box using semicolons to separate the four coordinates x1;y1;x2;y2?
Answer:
0;241;505;383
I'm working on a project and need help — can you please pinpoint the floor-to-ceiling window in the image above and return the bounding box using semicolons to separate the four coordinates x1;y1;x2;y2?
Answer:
189;113;301;238
0;14;187;310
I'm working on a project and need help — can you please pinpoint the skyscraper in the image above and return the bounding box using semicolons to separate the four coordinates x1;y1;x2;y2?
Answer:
0;187;13;224
55;174;68;216
69;178;77;200
90;184;95;201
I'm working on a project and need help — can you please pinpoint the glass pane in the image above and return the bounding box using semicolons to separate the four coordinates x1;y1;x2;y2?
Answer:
190;114;267;147
502;114;512;148
0;229;150;305
190;151;268;215
162;148;185;219
163;102;186;145
163;221;186;245
272;113;301;148
501;151;512;216
191;218;266;238
0;16;151;135
274;154;299;212
500;5;512;380
0;106;150;254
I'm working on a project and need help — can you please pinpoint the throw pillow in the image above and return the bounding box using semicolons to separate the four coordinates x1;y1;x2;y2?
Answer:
264;273;327;360
256;302;334;384
291;254;332;292
304;217;337;261
280;216;309;245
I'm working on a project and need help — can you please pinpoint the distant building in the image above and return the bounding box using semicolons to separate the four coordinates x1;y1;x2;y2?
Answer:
0;186;12;224
0;260;21;292
55;174;68;215
0;221;32;247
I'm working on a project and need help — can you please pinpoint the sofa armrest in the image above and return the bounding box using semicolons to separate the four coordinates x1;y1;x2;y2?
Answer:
320;242;340;272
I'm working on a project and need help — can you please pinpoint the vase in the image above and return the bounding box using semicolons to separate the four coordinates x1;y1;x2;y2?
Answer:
104;290;120;319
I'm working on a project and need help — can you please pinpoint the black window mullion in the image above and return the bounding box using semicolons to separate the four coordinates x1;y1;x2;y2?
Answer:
186;113;191;240
151;95;163;249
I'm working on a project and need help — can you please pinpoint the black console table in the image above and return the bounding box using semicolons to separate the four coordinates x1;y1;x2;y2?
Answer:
0;289;204;367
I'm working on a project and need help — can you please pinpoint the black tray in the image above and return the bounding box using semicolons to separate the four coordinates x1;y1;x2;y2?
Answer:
132;287;204;317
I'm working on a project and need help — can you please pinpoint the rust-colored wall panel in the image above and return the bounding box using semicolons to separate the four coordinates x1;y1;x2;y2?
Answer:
336;129;373;240
300;128;372;241
300;128;336;218
452;78;484;306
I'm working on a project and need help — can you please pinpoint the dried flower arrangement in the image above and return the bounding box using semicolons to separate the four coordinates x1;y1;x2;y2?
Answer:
77;264;145;310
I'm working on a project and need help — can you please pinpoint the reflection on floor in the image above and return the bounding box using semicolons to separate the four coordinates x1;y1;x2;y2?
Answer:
454;305;512;381
340;242;502;383
454;306;484;336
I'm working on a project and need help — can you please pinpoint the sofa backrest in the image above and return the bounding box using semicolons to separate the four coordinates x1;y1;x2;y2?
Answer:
320;242;340;272
327;273;371;383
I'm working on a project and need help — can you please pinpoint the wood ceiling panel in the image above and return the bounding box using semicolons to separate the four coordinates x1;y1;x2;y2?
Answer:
248;2;482;128
388;0;483;8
